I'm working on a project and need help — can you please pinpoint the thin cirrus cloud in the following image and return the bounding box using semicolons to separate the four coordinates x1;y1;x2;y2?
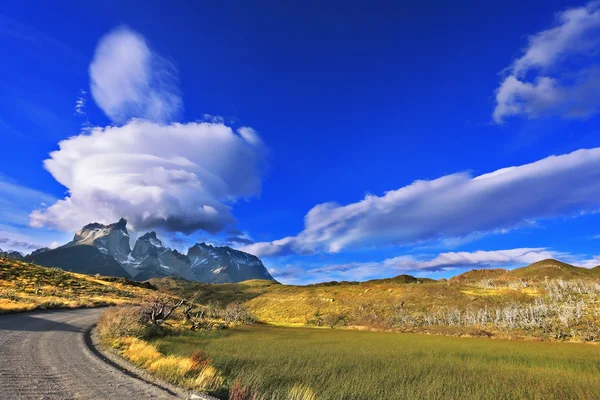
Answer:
493;1;600;123
30;27;268;234
241;148;600;257
271;248;600;284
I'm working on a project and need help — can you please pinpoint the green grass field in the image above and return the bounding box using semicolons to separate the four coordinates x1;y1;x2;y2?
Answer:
151;325;600;400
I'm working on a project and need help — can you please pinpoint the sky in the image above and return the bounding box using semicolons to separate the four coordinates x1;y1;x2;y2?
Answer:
2;0;600;284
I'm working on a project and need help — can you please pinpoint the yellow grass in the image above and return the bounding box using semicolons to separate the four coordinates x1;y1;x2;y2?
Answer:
0;259;156;314
113;336;223;393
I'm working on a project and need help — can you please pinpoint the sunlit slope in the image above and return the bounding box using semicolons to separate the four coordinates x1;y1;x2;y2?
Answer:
0;258;156;313
152;259;600;327
450;259;600;284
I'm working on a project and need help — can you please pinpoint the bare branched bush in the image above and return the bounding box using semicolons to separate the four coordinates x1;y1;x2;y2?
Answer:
474;279;496;289
380;278;600;341
224;302;255;325
142;294;185;326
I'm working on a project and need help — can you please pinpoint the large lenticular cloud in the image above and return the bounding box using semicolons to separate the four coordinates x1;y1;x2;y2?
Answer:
30;27;268;233
30;121;267;233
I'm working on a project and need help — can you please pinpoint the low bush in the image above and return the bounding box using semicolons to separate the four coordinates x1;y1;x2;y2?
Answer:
97;306;153;342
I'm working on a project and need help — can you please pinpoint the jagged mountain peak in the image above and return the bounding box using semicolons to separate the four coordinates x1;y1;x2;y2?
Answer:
140;231;158;239
113;217;128;231
74;218;129;243
70;219;131;264
137;231;164;247
190;242;212;249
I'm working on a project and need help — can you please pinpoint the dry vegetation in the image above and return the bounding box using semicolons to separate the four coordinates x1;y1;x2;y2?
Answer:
96;296;256;398
150;259;600;342
0;258;155;313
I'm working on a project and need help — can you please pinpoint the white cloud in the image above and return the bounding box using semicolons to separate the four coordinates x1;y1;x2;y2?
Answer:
30;120;267;233
494;2;600;123
242;148;600;257
273;248;599;284
89;27;181;123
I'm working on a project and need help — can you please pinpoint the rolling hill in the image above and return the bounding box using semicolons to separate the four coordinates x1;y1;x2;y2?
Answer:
0;258;156;313
449;258;600;284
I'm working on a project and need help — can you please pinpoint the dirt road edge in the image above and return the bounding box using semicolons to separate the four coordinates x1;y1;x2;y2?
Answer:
85;324;219;400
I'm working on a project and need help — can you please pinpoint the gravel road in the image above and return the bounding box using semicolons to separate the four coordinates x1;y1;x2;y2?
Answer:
0;308;180;399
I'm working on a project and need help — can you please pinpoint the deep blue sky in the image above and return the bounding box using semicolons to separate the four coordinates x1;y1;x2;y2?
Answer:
2;0;600;283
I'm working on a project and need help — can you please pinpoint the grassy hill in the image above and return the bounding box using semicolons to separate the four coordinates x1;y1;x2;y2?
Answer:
0;258;156;313
450;259;600;284
505;258;600;280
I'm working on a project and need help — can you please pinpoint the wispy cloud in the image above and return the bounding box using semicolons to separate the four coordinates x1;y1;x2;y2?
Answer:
272;248;600;284
74;89;87;116
0;223;65;254
0;175;57;226
0;237;40;251
242;148;600;257
0;14;84;62
89;27;181;124
74;89;92;133
494;2;600;123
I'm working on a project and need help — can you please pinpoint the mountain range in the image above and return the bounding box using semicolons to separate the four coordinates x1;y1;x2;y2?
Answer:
0;249;25;260
21;218;275;283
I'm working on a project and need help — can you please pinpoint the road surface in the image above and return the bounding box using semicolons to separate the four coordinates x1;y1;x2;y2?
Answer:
0;308;180;399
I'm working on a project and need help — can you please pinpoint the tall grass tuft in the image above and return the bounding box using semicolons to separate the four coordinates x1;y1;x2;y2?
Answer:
288;384;316;400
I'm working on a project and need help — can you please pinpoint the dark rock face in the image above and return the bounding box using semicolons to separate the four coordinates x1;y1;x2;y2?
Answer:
30;248;50;256
25;245;130;277
25;219;276;283
72;218;131;263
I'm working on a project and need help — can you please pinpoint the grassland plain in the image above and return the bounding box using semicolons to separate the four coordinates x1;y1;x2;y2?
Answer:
149;325;600;400
0;258;156;313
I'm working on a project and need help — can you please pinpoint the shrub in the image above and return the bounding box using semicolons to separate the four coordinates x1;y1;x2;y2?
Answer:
97;307;151;341
322;313;347;328
190;351;212;372
229;378;261;400
224;302;255;325
0;288;19;301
